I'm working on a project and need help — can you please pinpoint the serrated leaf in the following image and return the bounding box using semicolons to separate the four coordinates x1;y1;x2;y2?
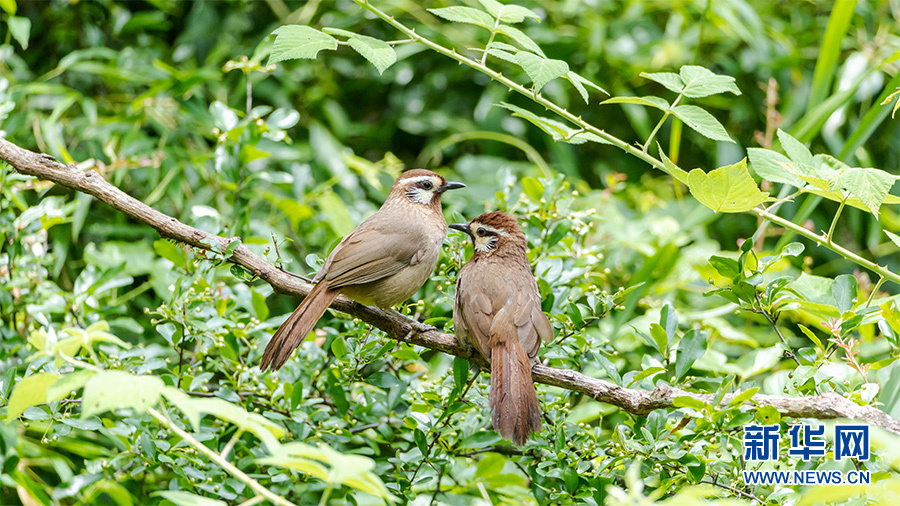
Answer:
679;65;741;97
496;24;544;56
688;159;769;213
81;371;164;418
515;51;568;92
828;167;898;215
747;147;806;187
565;71;607;103
640;71;684;93
324;29;396;74
268;25;338;64
498;102;574;140
670;105;732;142
486;47;517;63
601;96;670;112
428;6;494;28
479;0;540;23
776;129;814;167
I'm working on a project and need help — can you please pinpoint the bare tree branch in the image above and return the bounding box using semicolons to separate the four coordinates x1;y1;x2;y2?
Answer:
3;137;899;435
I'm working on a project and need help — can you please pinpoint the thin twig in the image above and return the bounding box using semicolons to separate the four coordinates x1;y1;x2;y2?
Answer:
148;407;298;506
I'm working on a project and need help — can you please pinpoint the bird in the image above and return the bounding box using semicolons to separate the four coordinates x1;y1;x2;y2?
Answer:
450;211;553;445
259;169;465;371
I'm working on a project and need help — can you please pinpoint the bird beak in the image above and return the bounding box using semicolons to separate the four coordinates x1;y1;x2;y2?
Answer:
449;222;472;237
438;181;466;193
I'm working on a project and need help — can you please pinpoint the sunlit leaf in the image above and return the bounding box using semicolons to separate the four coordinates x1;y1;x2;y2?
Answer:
268;25;338;64
679;65;741;97
515;51;568;92
670;105;732;142
428;6;494;29
688;159;769;213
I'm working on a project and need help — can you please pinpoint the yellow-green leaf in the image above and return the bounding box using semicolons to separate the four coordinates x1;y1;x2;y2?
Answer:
688;159;769;213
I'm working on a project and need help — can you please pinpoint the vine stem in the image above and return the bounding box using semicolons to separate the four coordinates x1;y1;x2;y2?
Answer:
354;0;899;287
147;407;298;506
353;0;668;173
752;208;900;286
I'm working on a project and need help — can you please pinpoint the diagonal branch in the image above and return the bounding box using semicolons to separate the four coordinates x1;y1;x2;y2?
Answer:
3;137;900;435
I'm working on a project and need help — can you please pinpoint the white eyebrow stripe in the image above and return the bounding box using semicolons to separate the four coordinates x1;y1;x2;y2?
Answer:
476;224;508;236
399;175;437;184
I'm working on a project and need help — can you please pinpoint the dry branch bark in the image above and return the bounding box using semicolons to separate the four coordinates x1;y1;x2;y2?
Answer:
3;136;899;435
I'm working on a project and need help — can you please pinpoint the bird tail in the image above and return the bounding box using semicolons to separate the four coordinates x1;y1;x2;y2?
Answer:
489;324;542;446
260;283;339;371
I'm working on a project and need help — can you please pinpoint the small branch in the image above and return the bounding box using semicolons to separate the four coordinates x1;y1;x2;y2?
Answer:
148;407;297;506
752;207;900;286
4;139;900;434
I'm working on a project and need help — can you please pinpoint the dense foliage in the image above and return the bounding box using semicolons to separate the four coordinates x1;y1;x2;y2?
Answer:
1;0;900;505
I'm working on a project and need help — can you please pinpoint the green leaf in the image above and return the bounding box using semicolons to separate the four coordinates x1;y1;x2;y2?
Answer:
673;396;709;410
688;159;770;213
515;52;568;92
268;25;338;64
678;65;741;97
640;71;683;93
564;71;607;103
675;329;707;381
46;370;94;403
428;6;494;29
670;105;732;142
807;0;858;112
832;274;858;314
476;453;506;478
452;357;469;394
324;29;396;75
522;176;544;200
156;491;226;506
81;371;164;418
657;144;689;185
486;47;517;63
7;16;30;50
251;290;269;320
709;255;740;278
648;323;669;357
498;102;585;142
5;373;59;421
747;147;806;187
886;230;900;249
478;0;540;23
728;387;759;407
601;96;670;112
496;24;544;56
0;0;16;15
828;167;898;215
777;129;814;167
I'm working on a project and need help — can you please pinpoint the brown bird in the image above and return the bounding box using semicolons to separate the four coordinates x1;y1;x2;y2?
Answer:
260;169;465;371
451;211;553;445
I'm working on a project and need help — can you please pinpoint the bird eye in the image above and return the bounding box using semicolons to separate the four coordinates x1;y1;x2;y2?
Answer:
421;180;433;190
477;229;487;237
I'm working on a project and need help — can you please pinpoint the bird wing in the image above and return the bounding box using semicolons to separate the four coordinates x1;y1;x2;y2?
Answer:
320;225;425;288
455;267;495;359
513;268;553;360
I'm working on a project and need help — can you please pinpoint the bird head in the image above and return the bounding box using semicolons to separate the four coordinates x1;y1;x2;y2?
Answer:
450;211;526;255
389;169;465;207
